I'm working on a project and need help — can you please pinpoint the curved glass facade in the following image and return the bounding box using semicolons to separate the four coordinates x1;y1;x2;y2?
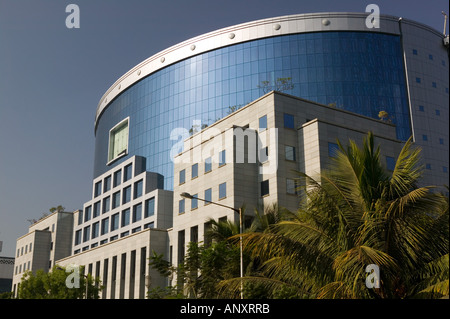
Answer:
94;31;410;188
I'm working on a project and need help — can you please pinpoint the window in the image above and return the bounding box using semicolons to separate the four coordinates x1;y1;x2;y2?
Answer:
124;164;133;182
103;196;111;213
93;201;101;217
286;179;297;195
416;77;421;83
113;170;122;187
439;138;444;145
84;206;91;222
261;180;269;197
133;204;142;222
101;218;109;235
219;150;226;166
122;208;130;227
412;49;418;55
123;186;131;204
191;194;198;210
94;181;102;197
179;199;185;214
284;113;295;129
75;230;82;245
386;156;396;171
259;115;267;130
426;163;432;170
145;198;155;218
205;157;212;173
83;226;91;242
192;163;198;179
436;109;441;116
111;213;120;231
179;169;186;184
432;82;437;88
108;118;129;163
429;54;433;60
219;182;227;199
418;105;425;112
104;175;111;192
92;222;99;239
443;167;448;173
422;135;428;141
134;180;143;199
285;145;296;161
328;142;340;158
204;188;212;204
112;191;120;209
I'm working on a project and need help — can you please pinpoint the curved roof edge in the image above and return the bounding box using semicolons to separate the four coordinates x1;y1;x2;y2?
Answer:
94;12;443;129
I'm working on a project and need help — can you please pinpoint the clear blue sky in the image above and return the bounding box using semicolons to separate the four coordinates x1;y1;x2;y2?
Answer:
0;0;448;257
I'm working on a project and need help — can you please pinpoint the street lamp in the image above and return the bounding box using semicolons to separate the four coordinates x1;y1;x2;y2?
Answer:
180;192;244;299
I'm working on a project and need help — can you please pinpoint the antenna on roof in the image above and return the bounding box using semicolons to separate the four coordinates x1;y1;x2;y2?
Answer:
442;11;448;36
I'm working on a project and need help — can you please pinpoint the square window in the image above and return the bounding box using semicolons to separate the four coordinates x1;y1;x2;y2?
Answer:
422;135;428;141
204;188;212;204
426;163;432;170
416;77;421;83
205;157;212;173
285;145;296;161
412;49;418;55
432;82;437;88
284;113;295;129
436;109;440;116
145;197;155;218
386;156;396;171
419;105;425;112
133;203;142;222
179;169;186;184
443;167;448;173
192;163;198;179
328;142;340;158
259;115;267;130
219;182;227;199
261;180;269;197
108;118;129;163
219;150;226;166
191;194;198;210
179;199;185;214
122;208;130;227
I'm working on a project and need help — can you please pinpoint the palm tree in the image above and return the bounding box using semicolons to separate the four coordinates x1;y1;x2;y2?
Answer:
221;132;449;299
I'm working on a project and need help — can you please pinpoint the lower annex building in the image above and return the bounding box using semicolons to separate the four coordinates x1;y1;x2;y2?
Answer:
12;12;449;298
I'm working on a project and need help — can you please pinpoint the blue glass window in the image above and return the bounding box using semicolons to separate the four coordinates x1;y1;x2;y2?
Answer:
284;113;295;129
259;115;267;130
191;194;198;210
386;156;396;171
436;109;440;116
422;135;428;141
123;186;131;204
328;142;340;158
133;203;142;222
204;188;212;204
145;197;155;217
134;180;143;199
416;77;421;83
122;208;130;227
419;105;425;112
192;163;198;179
179;169;186;184
179;199;185;214
219;182;227;199
426;163;432;170
219;150;226;166
205;157;212;173
439;138;444;145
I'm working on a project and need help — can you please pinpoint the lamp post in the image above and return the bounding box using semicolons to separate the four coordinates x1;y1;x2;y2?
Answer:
180;192;244;299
